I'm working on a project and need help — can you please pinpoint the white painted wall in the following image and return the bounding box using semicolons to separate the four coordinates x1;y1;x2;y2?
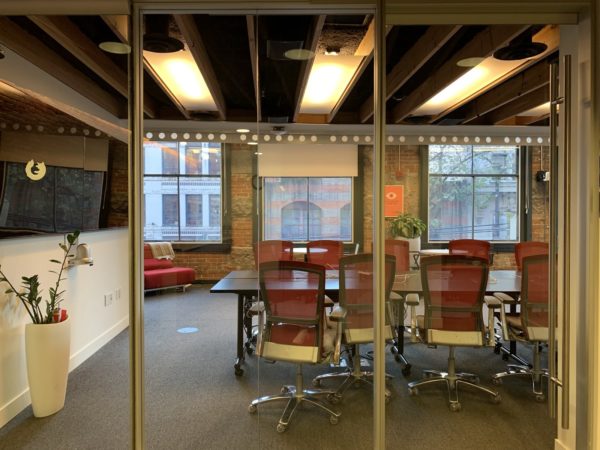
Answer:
0;228;129;428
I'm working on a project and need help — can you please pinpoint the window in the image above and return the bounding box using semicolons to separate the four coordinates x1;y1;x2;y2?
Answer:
143;141;222;242
427;145;519;242
263;177;352;242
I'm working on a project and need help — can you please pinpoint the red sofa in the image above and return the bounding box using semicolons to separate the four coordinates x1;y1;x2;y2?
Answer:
144;244;195;292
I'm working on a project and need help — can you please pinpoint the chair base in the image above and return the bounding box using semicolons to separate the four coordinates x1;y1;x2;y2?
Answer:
407;347;500;411
492;364;549;402
248;365;340;432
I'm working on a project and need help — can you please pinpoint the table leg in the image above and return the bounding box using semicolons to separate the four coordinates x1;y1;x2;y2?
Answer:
234;294;245;376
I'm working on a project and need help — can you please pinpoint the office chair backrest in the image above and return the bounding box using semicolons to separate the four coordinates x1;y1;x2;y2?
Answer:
254;240;294;268
448;239;491;263
420;255;488;335
515;241;548;271
385;239;410;273
258;261;325;361
307;240;344;269
520;254;549;339
338;253;395;335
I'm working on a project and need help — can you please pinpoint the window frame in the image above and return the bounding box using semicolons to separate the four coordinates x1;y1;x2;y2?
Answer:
142;141;231;253
420;144;527;252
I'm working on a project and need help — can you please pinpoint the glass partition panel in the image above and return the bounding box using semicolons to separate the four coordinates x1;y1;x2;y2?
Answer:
0;14;131;448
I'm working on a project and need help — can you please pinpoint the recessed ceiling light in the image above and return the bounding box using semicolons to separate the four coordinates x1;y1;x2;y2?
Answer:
456;56;485;67
99;41;131;54
248;142;258;146
236;128;250;133
284;48;315;60
324;46;341;56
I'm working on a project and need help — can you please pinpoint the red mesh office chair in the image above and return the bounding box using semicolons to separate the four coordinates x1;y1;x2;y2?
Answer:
247;261;342;432
449;239;491;262
312;253;396;403
254;240;294;267
306;240;344;269
492;254;549;401
515;241;549;271
385;239;418;375
408;255;501;411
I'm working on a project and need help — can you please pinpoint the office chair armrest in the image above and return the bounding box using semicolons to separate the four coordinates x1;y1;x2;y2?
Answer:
493;292;516;303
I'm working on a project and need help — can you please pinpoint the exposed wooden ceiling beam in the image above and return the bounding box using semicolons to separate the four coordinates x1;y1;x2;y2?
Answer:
496;113;550;126
458;58;550;124
292;15;326;124
245;15;260;121
468;84;549;125
0;17;124;117
433;25;558;124
391;25;528;124
359;24;461;123
29;15;157;119
174;15;227;120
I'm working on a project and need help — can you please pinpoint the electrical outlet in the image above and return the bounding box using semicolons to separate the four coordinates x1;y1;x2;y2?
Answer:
104;293;113;307
115;288;121;301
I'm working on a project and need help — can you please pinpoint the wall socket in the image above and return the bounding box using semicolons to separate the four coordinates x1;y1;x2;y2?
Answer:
104;292;113;307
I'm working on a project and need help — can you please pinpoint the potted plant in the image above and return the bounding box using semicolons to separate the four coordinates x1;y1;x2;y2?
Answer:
389;213;427;256
0;231;79;417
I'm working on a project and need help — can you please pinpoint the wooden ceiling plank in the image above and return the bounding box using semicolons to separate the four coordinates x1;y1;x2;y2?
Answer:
469;84;549;125
391;24;528;124
460;59;550;124
292;15;326;124
246;15;260;121
174;15;227;120
0;17;124;117
359;24;461;123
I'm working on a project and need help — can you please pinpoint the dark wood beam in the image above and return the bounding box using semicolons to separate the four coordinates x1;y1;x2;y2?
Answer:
458;59;550;124
359;25;461;123
246;15;260;121
29;15;157;118
468;85;549;125
0;17;124;117
174;15;227;120
296;113;328;124
391;25;528;124
496;113;550;126
292;15;326;123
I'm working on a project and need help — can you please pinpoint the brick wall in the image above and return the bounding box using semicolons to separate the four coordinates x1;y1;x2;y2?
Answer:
106;140;128;227
173;143;550;280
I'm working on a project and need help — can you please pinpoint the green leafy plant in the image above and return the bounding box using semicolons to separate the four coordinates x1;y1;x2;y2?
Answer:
390;213;426;239
0;231;80;324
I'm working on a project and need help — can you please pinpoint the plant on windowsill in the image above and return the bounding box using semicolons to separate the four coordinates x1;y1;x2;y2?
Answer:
0;230;79;418
389;213;426;256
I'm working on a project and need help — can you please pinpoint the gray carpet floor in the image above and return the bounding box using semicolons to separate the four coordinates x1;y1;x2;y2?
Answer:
0;285;554;449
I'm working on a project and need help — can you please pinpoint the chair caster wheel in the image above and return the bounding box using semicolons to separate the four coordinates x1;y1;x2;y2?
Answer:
502;353;509;361
401;365;411;376
535;394;546;402
449;402;461;412
276;423;287;433
492;394;502;404
491;377;502;385
327;393;341;404
234;366;244;376
408;387;418;396
248;404;257;413
329;415;339;425
312;379;322;388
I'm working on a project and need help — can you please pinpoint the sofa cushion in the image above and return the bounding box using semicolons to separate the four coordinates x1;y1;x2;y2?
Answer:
144;267;195;290
144;258;173;271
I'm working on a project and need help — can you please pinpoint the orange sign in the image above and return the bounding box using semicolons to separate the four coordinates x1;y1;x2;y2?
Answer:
384;185;404;217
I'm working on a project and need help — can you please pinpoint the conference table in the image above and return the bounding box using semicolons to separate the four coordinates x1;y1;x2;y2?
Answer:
210;269;521;376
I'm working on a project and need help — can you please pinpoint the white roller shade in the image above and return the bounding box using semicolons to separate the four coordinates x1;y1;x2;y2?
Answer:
258;144;358;177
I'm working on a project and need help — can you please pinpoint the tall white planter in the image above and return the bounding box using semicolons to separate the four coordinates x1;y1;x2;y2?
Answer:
25;317;71;417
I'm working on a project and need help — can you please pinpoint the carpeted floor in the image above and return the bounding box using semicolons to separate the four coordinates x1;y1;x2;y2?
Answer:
0;286;554;449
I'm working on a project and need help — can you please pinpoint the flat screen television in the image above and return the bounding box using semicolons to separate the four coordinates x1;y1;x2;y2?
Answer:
0;161;107;237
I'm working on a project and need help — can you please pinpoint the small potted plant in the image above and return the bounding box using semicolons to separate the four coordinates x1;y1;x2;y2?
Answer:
0;231;79;417
389;213;427;255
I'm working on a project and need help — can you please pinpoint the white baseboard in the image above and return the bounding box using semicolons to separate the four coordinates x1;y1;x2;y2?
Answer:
69;316;129;371
0;390;31;429
0;316;129;429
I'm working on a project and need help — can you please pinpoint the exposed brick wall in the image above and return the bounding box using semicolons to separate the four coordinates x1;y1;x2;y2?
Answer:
106;140;128;227
172;143;549;280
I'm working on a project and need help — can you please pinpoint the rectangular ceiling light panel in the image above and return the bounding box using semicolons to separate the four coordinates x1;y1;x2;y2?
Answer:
299;54;363;115
144;49;217;111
